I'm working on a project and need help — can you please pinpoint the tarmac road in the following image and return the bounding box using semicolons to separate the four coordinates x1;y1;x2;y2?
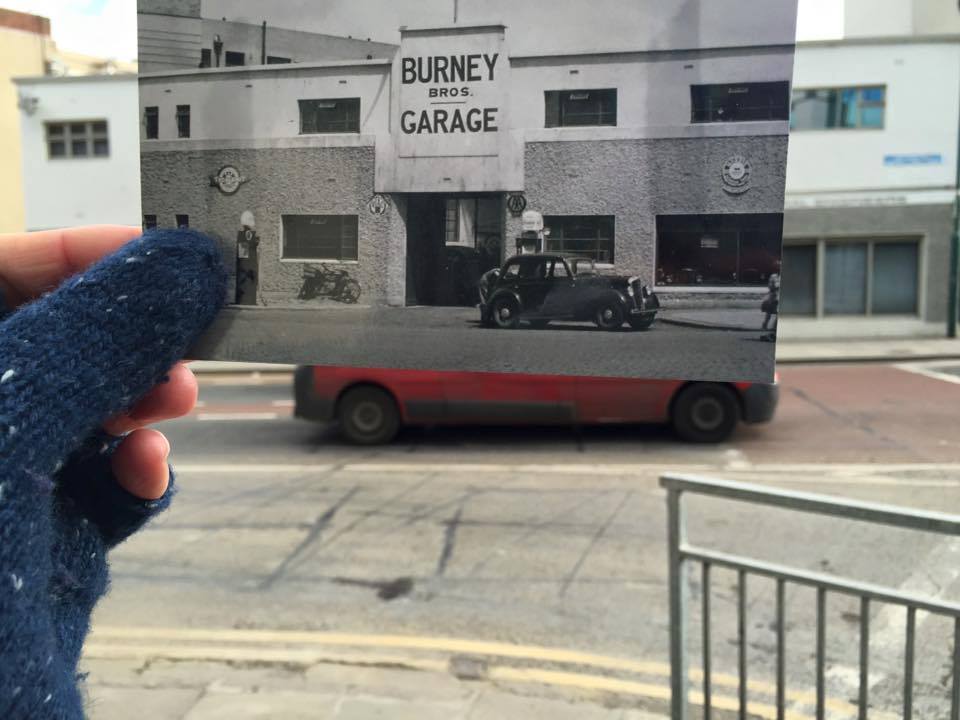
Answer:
191;306;776;384
83;361;960;719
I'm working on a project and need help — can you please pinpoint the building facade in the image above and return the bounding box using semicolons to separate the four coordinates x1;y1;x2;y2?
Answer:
15;74;141;231
139;0;796;311
783;32;960;337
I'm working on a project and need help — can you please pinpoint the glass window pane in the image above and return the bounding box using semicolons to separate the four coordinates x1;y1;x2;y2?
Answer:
872;242;918;314
781;245;817;315
93;139;109;156
70;122;87;135
92;121;107;134
71;140;88;156
859;106;884;128
47;123;64;137
49;141;66;157
824;243;867;315
861;87;885;103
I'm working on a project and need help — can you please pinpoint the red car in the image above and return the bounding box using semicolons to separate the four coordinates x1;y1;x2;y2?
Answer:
294;366;778;445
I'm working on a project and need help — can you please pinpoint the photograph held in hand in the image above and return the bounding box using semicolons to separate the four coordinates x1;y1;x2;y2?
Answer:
137;0;798;383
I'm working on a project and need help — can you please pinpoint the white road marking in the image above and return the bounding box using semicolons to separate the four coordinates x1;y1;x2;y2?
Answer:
271;400;295;408
196;412;280;422
894;362;960;386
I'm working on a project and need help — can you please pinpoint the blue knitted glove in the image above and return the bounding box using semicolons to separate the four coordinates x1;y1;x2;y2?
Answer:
0;229;226;718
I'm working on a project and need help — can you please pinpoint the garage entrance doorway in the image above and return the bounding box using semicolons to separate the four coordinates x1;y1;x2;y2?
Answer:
405;194;504;307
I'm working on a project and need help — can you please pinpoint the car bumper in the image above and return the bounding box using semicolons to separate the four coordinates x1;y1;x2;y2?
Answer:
741;382;779;424
293;365;335;422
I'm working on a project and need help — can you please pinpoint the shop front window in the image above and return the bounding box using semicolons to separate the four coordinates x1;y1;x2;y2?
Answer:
299;98;361;134
282;215;359;261
545;89;617;128
691;82;790;123
656;214;782;286
543;216;615;264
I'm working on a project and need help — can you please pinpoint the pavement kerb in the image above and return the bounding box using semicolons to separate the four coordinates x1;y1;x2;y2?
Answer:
85;626;866;720
658;317;758;332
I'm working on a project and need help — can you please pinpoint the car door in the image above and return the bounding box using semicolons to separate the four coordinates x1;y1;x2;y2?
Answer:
513;258;551;315
541;259;578;319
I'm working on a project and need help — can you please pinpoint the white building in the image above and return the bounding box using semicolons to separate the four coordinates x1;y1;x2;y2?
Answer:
14;74;141;231
782;0;960;337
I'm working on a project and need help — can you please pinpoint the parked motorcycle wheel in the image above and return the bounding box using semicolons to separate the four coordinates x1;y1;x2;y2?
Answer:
339;279;362;304
628;316;655;331
491;297;520;329
594;302;625;331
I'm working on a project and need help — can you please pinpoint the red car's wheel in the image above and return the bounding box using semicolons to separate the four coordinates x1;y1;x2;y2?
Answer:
671;384;740;443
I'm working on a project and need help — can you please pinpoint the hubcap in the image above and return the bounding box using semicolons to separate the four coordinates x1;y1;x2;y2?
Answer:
498;306;512;321
353;401;384;433
602;308;614;322
691;397;724;431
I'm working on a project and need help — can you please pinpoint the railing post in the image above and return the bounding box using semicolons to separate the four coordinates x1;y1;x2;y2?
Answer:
667;487;689;720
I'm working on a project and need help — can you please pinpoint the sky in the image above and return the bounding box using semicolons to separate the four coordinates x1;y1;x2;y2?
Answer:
1;0;844;63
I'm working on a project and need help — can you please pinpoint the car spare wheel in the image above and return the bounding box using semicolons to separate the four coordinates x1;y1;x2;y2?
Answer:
337;386;400;445
671;383;740;443
491;297;520;329
594;302;625;330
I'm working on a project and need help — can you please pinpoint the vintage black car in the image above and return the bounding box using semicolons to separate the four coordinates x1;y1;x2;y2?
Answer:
479;254;659;331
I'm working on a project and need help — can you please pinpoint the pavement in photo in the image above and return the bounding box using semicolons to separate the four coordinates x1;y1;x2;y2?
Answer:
191;306;776;384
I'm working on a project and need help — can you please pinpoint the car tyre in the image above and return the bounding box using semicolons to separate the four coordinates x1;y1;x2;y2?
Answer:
628;316;655;331
671;383;740;443
338;386;400;445
491;297;521;329
594;302;625;331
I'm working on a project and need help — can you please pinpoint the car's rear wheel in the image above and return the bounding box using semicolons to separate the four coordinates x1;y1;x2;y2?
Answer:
491;297;520;329
338;386;400;445
594;302;625;331
671;383;740;443
628;316;655;331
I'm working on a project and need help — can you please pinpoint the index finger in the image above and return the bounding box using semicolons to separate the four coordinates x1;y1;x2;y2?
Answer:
0;225;142;309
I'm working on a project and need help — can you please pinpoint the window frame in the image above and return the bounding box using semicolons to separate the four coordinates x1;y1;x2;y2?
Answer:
690;82;791;124
653;213;784;290
781;235;922;317
176;105;191;139
789;85;887;131
176;214;190;229
144;106;159;140
280;214;360;263
542;215;616;265
545;89;618;128
224;50;245;67
298;98;362;135
143;214;158;231
45;120;109;160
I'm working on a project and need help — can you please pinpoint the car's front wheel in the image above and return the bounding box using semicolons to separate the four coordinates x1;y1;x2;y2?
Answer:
671;383;740;443
594;302;625;331
337;386;400;445
491;297;520;329
629;315;655;331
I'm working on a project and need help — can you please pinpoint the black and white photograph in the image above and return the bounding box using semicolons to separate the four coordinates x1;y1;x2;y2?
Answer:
137;0;798;382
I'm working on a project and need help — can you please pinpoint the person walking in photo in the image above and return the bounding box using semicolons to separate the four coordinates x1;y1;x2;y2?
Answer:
761;261;780;342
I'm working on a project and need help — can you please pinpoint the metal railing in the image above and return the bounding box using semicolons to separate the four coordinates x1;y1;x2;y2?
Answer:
663;474;960;720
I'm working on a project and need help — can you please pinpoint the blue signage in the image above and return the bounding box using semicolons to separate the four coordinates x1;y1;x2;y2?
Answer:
883;154;944;166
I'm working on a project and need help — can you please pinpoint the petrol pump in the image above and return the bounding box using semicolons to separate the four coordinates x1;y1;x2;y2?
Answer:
515;210;546;255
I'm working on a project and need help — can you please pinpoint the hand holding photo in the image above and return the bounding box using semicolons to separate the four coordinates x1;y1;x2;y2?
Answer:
137;0;798;383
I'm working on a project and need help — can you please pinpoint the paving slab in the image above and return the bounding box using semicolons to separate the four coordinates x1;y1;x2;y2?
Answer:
85;686;202;720
182;690;340;720
336;696;466;720
467;689;624;720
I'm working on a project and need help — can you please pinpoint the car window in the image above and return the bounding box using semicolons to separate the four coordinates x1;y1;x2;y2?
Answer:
518;260;548;279
551;260;570;278
502;262;522;278
572;259;596;276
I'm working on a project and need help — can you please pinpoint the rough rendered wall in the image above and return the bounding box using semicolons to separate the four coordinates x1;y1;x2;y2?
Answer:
137;0;200;17
140;146;398;306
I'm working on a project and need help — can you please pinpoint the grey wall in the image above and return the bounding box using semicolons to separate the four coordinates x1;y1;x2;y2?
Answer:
784;203;954;323
141;147;401;306
138;0;200;17
509;136;789;289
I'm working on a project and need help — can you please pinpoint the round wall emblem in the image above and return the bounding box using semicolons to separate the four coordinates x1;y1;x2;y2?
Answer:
506;193;527;215
213;165;247;195
721;156;752;194
368;194;391;216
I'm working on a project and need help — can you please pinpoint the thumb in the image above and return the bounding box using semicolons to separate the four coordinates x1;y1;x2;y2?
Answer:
0;229;226;475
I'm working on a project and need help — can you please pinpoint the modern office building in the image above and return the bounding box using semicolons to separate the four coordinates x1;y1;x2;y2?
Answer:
138;0;796;310
782;0;960;337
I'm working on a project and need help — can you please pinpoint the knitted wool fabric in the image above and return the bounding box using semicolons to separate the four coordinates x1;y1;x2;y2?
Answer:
0;229;226;719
